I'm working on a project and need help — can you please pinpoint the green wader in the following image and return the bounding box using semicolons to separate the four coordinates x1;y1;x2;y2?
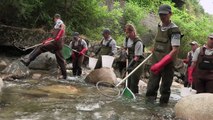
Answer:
95;41;112;69
127;38;144;94
146;25;180;103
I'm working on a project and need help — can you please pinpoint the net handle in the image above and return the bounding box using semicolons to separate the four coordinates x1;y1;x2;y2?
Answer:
116;53;153;87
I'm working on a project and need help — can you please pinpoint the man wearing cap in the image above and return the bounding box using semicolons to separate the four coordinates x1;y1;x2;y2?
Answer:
188;33;213;93
146;4;182;105
94;28;117;69
21;13;67;79
69;32;88;77
183;41;199;87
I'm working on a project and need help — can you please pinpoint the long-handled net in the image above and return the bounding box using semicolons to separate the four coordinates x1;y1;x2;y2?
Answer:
96;53;153;98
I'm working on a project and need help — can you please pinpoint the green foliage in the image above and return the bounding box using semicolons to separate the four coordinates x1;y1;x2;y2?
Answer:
0;0;213;58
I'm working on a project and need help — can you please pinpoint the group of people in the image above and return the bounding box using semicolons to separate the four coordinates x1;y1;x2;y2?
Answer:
21;4;213;105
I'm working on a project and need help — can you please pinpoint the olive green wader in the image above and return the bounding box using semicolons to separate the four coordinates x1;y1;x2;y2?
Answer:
127;37;144;94
95;39;112;69
146;25;180;103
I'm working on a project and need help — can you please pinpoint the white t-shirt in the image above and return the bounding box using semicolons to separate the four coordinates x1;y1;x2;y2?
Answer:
54;19;63;29
123;38;143;56
69;39;88;49
192;47;213;62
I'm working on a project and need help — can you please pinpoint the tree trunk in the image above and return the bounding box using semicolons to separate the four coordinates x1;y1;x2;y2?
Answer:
105;0;114;11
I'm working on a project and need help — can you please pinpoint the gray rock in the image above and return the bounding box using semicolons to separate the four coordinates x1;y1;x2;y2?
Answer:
27;52;58;71
2;60;30;79
85;67;117;84
0;60;7;71
175;93;213;120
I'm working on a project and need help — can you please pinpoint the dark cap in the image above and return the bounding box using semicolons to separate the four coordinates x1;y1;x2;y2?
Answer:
158;4;171;14
54;13;61;18
102;28;111;34
208;33;213;38
73;32;79;36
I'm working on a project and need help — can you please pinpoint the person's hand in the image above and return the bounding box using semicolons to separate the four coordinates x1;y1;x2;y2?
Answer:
150;54;172;75
133;56;139;62
43;38;53;45
187;67;194;84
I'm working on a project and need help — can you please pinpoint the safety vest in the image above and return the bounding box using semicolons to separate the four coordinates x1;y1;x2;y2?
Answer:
72;39;84;52
152;24;180;64
97;39;112;56
126;37;143;60
196;47;213;80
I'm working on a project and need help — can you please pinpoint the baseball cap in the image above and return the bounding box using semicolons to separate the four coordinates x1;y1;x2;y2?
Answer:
102;28;111;34
189;41;198;45
208;33;213;38
54;13;61;18
73;32;79;36
158;4;171;14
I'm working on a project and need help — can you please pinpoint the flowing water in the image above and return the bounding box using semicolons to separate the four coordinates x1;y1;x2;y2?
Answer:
0;77;182;120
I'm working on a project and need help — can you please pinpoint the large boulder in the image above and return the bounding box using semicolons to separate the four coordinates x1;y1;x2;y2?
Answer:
85;67;117;84
0;60;7;71
175;93;213;120
1;60;30;79
26;52;58;71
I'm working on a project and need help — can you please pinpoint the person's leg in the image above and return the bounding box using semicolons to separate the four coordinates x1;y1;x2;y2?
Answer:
160;65;174;104
55;50;67;79
195;79;205;93
77;56;84;76
129;65;143;94
146;72;161;101
21;43;54;66
94;56;102;69
205;79;213;93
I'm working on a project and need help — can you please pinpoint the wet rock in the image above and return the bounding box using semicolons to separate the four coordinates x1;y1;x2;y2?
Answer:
1;60;30;79
26;52;58;71
85;67;117;84
0;60;7;71
32;73;42;80
39;85;79;94
175;93;213;120
0;77;3;92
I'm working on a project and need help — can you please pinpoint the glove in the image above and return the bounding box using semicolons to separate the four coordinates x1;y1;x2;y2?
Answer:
55;29;64;41
79;48;88;56
150;54;172;74
133;56;139;62
183;59;188;64
187;66;194;84
43;37;53;44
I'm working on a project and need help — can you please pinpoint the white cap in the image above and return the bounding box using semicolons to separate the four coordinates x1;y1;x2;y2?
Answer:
189;41;198;45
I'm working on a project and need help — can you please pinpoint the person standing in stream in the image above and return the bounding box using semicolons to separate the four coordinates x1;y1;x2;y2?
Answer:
69;32;88;77
146;4;182;105
21;14;67;79
94;28;117;69
123;23;144;94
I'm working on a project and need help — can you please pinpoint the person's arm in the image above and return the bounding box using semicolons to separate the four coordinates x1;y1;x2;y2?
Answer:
79;40;88;56
187;47;200;84
110;40;117;56
134;41;143;61
55;23;65;41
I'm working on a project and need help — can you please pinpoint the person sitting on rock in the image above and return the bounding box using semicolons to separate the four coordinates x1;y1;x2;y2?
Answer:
21;13;67;79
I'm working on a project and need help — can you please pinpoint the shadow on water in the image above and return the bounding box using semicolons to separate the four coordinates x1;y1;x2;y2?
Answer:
0;78;180;120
